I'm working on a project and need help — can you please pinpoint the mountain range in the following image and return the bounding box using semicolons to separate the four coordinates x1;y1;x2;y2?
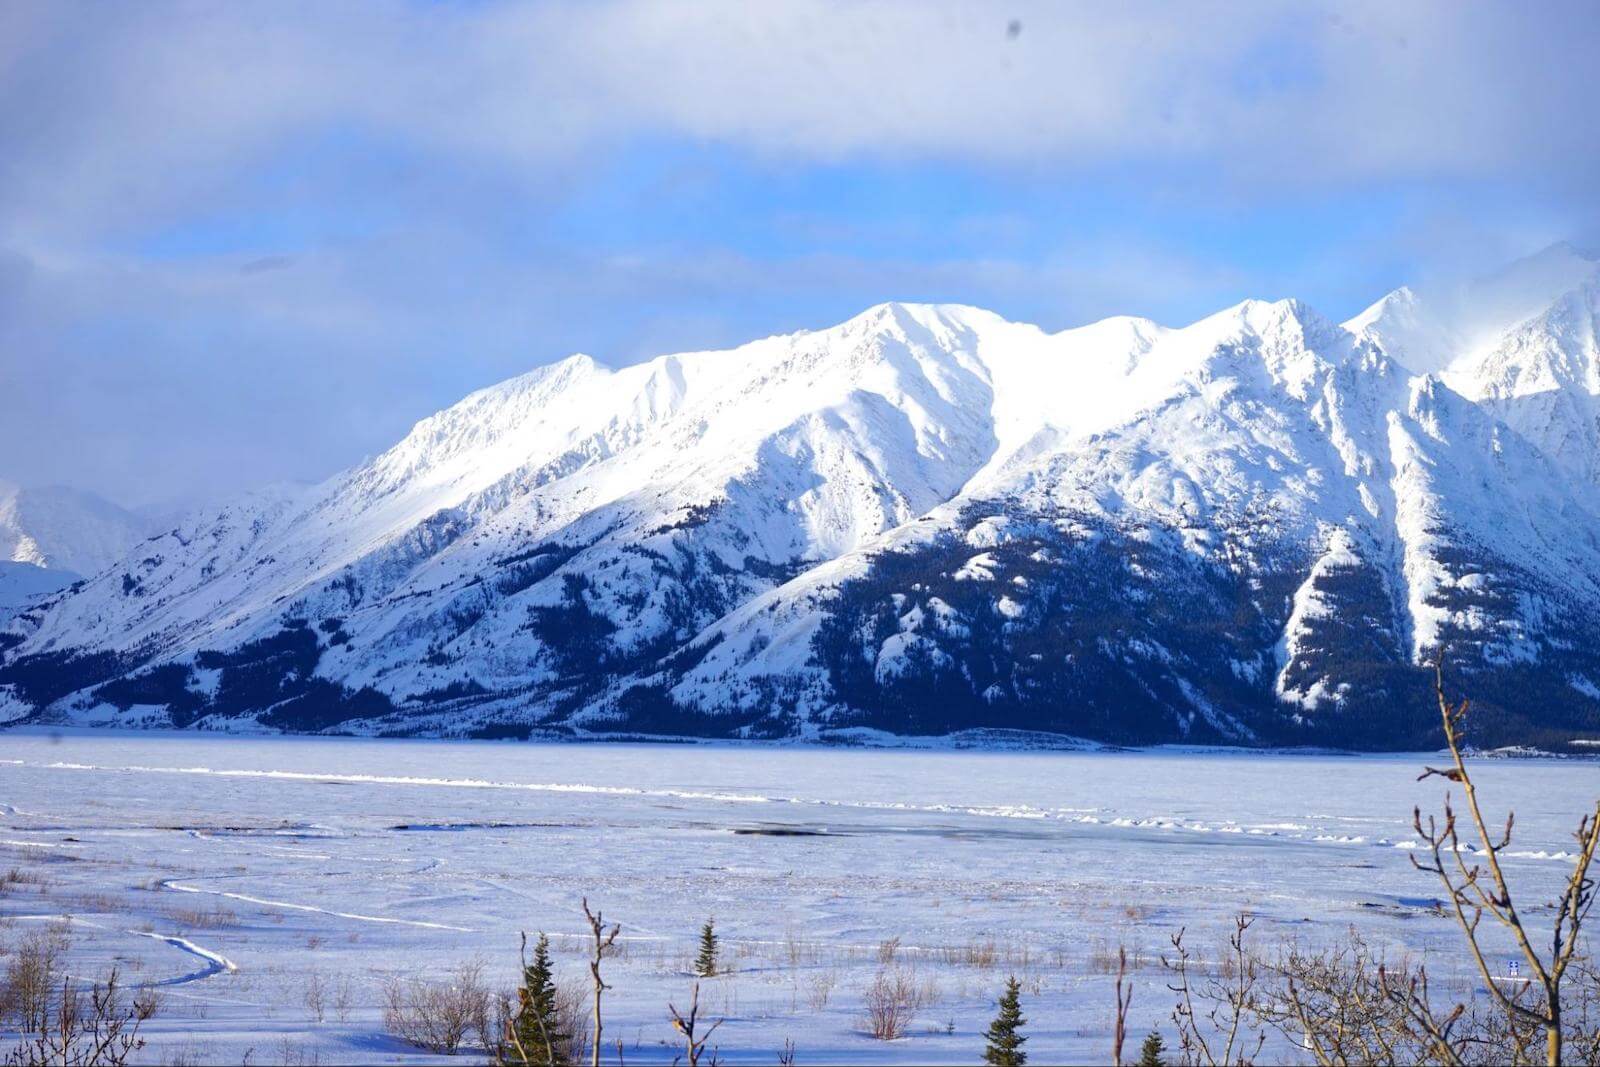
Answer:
4;244;1600;750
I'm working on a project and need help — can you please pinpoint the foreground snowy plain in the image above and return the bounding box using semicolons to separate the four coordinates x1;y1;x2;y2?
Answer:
0;728;1590;1064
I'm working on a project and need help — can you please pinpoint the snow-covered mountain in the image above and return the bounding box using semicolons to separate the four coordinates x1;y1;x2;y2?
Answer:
0;481;149;577
0;482;154;624
4;247;1600;748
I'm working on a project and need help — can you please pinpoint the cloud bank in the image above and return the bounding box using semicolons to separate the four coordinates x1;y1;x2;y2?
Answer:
1;0;1596;504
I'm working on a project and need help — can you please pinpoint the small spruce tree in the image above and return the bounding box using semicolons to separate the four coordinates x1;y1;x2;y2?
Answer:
1137;1030;1167;1067
695;917;719;978
983;976;1027;1066
513;933;568;1066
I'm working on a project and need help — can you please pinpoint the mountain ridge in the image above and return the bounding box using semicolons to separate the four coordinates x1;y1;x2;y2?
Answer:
4;248;1600;750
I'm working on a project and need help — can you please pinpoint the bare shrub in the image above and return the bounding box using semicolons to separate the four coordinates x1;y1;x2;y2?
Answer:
862;965;934;1040
805;969;837;1013
159;1043;208;1066
303;972;326;1023
934;937;998;969
382;959;492;1055
1;868;46;888
3;922;71;1033
556;978;592;1063
1255;929;1483;1065
332;976;354;1024
966;938;997;969
782;923;816;969
274;1038;320;1066
1091;939;1149;975
1161;919;1600;1067
915;971;942;1013
1565;957;1600;1066
3;965;157;1067
1162;917;1267;1067
1143;664;1600;1067
166;904;237;930
1409;662;1600;1067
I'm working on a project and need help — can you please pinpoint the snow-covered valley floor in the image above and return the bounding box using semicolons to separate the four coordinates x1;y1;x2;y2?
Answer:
0;728;1591;1064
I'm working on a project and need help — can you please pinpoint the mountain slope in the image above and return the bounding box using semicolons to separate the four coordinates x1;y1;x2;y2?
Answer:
5;251;1600;748
0;562;76;622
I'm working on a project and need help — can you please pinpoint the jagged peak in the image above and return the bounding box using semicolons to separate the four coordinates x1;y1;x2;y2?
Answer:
1187;297;1341;355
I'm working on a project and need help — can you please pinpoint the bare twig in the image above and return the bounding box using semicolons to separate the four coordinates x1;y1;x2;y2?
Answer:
582;898;621;1067
1113;946;1133;1066
668;983;723;1066
1408;656;1600;1067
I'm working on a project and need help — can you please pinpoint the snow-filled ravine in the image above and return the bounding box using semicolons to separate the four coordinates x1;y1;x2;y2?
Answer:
1;728;1591;1064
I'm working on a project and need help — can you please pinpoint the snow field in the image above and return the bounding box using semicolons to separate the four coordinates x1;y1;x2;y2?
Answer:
0;729;1591;1064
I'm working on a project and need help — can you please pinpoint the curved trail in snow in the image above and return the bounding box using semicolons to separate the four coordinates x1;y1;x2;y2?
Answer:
12;915;236;987
159;878;473;932
130;931;238;985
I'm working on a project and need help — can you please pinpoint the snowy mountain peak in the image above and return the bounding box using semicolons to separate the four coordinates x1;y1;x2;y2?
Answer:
1344;285;1418;335
1348;243;1600;379
0;483;150;577
1193;296;1337;349
846;300;999;335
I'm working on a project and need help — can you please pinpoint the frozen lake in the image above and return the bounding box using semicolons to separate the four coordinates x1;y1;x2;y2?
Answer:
0;728;1592;1063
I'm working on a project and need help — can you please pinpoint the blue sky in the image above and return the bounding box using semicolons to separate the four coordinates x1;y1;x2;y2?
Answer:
1;1;1597;506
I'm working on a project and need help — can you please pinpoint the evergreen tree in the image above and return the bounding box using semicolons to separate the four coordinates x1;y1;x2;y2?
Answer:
983;976;1027;1066
695;917;719;978
1137;1030;1167;1067
513;933;568;1066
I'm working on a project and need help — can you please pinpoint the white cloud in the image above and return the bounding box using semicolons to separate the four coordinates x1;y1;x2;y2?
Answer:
3;1;1598;245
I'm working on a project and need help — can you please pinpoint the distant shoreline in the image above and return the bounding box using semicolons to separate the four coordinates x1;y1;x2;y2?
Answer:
4;721;1592;762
